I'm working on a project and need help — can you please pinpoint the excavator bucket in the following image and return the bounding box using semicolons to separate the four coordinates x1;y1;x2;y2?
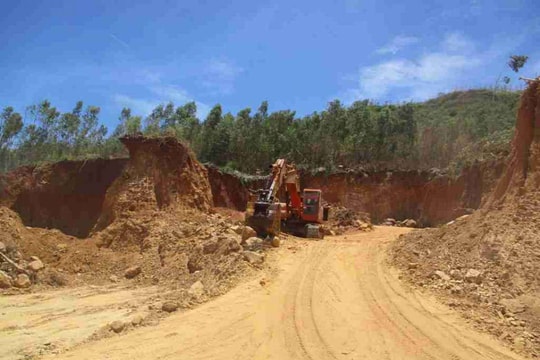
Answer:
245;202;281;237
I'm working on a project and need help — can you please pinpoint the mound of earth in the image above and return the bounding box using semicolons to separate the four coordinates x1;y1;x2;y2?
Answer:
326;206;372;234
390;79;540;357
0;136;264;303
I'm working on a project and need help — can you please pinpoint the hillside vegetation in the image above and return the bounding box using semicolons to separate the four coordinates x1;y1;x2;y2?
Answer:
0;89;519;173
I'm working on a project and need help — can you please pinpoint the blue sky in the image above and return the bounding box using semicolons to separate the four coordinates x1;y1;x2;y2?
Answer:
1;0;539;129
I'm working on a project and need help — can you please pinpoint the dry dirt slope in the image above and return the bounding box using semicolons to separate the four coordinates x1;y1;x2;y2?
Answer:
391;79;540;358
25;228;523;360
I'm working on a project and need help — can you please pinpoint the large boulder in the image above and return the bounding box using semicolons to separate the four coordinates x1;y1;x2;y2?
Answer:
241;227;257;242
124;266;142;279
243;251;265;265
110;320;126;333
162;301;179;313
464;269;482;284
243;237;264;251
500;298;526;314
28;258;44;272
188;280;205;298
434;270;450;281
403;219;417;228
14;274;31;288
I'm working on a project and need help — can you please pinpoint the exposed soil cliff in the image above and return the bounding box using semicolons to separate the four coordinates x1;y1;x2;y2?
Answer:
93;135;213;234
391;80;540;357
302;161;503;226
0;136;253;299
0;159;127;238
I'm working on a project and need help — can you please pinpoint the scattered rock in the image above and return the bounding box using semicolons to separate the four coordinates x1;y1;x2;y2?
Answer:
217;237;242;255
241;226;257;242
464;269;482;284
56;243;68;252
403;219;417;228
243;251;265;265
110;320;126;333
358;222;371;230
449;269;463;280
28;258;44;272
513;336;526;351
501;299;526;314
383;218;396;226
187;256;203;273
14;274;31;288
124;266;142;279
0;270;12;288
162;301;179;313
434;270;450;281
131;315;144;326
407;262;419;270
243;237;264;251
203;240;218;254
48;271;68;286
230;225;242;234
188;280;205;298
271;236;281;248
109;275;119;283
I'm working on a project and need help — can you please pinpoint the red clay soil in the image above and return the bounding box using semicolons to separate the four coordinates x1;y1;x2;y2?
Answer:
0;136;253;300
302;160;503;226
0;159;127;238
206;165;265;211
93;135;213;233
390;80;540;358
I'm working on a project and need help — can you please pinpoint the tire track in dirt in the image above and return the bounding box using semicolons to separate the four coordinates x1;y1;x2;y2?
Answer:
36;227;527;360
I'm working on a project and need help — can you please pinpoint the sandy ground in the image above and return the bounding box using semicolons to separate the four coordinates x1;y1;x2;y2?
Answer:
0;285;160;359
2;226;527;360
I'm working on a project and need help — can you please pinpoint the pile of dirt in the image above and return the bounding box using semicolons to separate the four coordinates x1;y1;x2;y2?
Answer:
0;136;269;303
94;135;212;233
390;79;540;357
325;206;372;234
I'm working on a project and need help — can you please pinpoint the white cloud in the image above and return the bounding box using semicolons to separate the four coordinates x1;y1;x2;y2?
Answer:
347;33;486;102
150;85;191;104
113;94;157;115
376;35;419;55
442;32;474;53
202;59;243;95
113;85;211;119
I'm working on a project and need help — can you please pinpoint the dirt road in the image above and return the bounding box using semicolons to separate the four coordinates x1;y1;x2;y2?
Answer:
34;226;523;360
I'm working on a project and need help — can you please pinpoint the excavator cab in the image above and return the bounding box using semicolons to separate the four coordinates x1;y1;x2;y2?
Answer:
302;189;323;223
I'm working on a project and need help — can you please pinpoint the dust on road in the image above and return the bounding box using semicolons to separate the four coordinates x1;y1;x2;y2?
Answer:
31;226;525;360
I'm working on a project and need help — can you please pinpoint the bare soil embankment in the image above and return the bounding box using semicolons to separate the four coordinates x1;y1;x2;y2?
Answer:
0;136;256;294
391;80;540;358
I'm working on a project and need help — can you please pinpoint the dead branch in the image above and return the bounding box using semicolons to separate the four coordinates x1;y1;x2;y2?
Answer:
0;251;28;274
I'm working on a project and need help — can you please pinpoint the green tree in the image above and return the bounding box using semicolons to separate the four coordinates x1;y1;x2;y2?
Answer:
0;107;23;149
508;55;528;73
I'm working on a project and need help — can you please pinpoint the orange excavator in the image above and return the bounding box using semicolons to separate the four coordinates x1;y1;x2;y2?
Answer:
245;159;329;239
